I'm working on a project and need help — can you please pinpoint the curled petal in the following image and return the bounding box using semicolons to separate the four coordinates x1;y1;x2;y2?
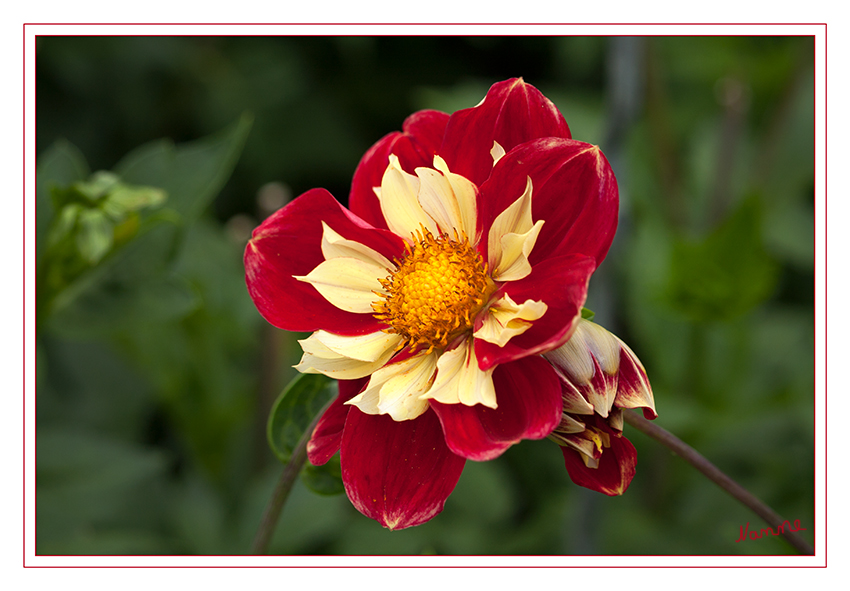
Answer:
341;406;465;530
493;221;545;282
487;177;544;282
245;188;404;335
350;110;450;230
546;319;657;419
473;293;547;348
430;355;562;461
490;141;506;166
557;412;587;435
475;254;595;370
421;340;496;409
440;78;572;187
614;341;658;419
547;320;618;382
545;320;620;416
557;376;595;416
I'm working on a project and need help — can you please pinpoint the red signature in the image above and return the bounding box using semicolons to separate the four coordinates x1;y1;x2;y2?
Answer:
735;520;806;543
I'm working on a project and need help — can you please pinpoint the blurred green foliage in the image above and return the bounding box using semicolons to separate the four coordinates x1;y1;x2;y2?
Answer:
36;36;814;556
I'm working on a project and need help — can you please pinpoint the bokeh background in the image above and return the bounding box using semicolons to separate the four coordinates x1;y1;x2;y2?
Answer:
35;35;814;555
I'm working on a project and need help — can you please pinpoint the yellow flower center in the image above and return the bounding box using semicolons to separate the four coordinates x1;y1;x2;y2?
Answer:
373;228;495;353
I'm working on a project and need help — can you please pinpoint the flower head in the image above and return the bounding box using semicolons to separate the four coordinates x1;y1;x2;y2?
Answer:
245;78;620;529
545;318;657;496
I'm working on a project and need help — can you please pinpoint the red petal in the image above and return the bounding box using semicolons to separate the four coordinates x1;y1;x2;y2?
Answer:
430;356;562;461
306;378;364;466
475;254;595;370
477;138;618;268
349;110;450;230
560;424;637;496
579;354;619;418
244;188;405;335
614;347;658;420
340;407;465;530
440;78;572;187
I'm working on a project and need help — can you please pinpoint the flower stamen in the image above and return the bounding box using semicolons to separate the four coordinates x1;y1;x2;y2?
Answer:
372;227;495;353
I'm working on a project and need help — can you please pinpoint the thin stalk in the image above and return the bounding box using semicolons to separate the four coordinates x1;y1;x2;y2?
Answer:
251;397;334;555
623;410;814;555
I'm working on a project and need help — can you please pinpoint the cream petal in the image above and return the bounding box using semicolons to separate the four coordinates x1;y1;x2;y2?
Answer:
544;322;597;384
608;407;624;432
473;293;547;347
295;257;385;314
556;433;599;466
487;177;543;280
378;154;439;239
376;353;437;420
492;220;544;282
552;370;595;415
295;332;396;379
613;339;657;416
346;352;436;421
297;332;339;358
583;455;600;469
488;178;534;250
490;141;506;166
433;155;478;240
415;167;459;234
582;321;621;374
312;329;404;363
414;156;478;242
544;320;626;417
320;222;395;270
421;340;497;408
556;413;587;434
343;379;381;414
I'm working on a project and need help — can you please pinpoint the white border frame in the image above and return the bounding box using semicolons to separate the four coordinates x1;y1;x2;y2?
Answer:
20;22;828;571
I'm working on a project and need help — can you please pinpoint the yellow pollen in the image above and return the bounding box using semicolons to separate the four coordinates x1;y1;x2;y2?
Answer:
372;228;494;353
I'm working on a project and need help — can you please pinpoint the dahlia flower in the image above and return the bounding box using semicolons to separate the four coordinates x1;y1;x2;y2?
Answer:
245;78;621;529
545;319;657;496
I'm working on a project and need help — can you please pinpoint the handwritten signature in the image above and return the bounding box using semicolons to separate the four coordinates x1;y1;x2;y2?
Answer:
736;519;806;543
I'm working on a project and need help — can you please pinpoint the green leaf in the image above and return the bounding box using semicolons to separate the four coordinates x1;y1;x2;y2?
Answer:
40;116;251;335
301;455;345;496
580;307;595;321
266;373;344;496
75;208;114;264
45;202;83;250
114;112;253;223
71;170;121;204
101;184;167;220
267;373;336;465
37;140;90;255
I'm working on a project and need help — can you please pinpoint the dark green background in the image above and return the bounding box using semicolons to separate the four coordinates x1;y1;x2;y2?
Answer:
35;36;814;555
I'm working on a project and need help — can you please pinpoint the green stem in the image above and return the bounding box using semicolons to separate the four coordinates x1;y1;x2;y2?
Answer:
251;397;334;555
623;410;814;555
